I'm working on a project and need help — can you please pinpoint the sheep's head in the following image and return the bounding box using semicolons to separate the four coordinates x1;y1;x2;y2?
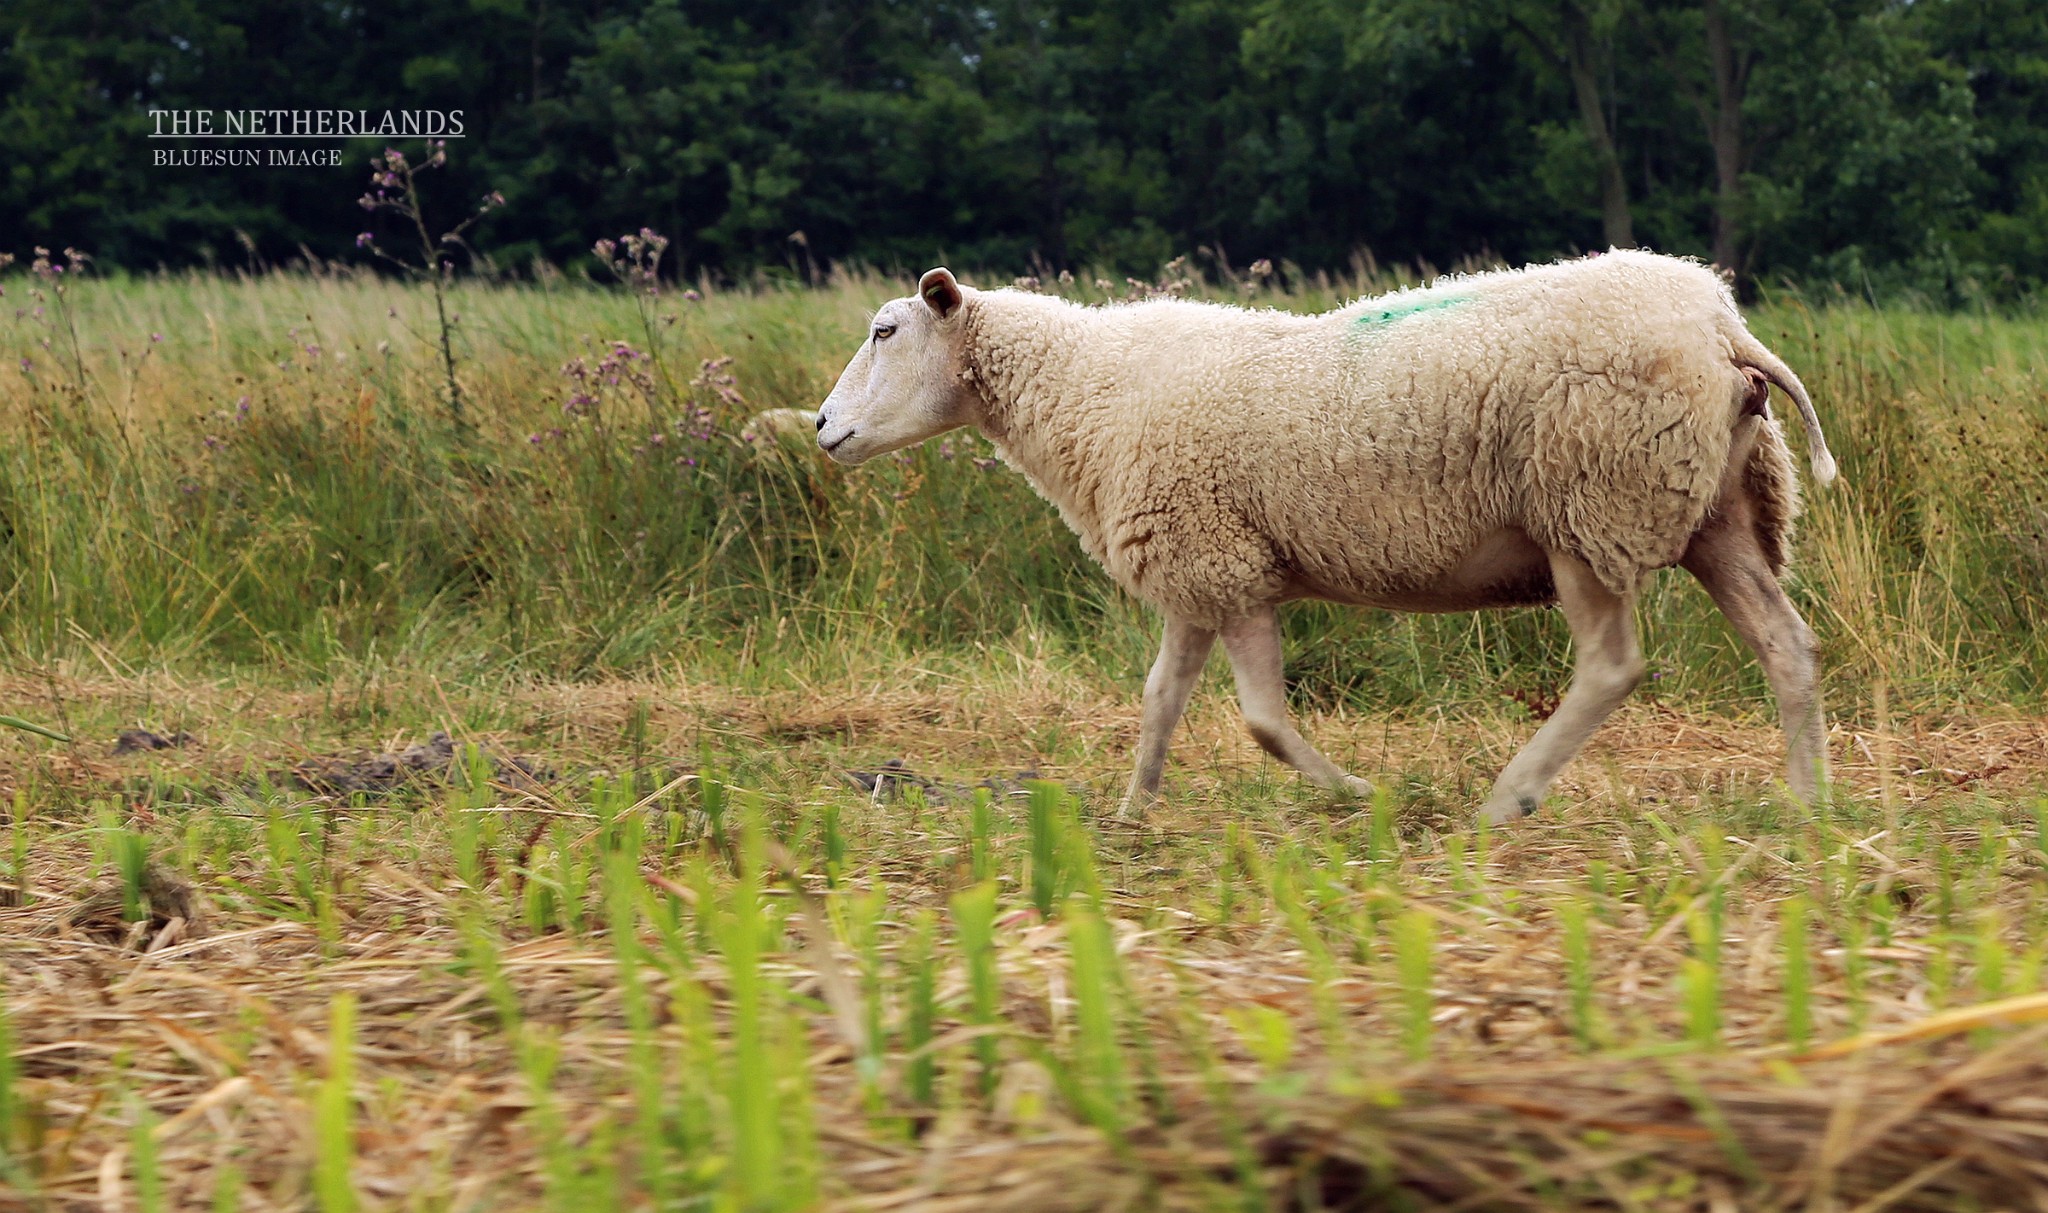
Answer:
816;268;972;465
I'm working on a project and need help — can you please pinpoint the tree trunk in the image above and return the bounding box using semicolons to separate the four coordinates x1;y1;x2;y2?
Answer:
1563;6;1634;249
1702;0;1748;283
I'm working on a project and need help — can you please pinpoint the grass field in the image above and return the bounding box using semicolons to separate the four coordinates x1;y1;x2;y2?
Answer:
3;260;2048;1210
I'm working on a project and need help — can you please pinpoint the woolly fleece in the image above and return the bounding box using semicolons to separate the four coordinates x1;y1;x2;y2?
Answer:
953;251;1827;628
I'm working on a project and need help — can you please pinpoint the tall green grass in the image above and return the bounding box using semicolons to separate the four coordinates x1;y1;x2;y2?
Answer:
313;993;358;1213
0;994;21;1182
2;266;2045;710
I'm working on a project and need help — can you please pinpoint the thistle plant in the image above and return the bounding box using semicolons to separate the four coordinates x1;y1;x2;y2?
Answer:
593;227;698;407
593;228;669;296
537;338;738;477
354;141;506;429
9;248;91;389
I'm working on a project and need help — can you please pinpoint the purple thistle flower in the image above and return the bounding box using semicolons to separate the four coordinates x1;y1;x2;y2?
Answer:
149;332;162;343
356;232;373;249
18;357;30;373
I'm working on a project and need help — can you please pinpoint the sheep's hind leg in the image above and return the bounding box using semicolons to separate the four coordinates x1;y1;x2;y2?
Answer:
1220;607;1374;800
1479;553;1644;824
1118;616;1218;817
1681;512;1827;801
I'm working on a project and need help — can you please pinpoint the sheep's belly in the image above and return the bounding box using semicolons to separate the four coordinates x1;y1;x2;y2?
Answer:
1287;527;1557;614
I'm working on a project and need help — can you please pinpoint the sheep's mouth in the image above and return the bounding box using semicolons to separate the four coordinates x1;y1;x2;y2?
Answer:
820;431;854;454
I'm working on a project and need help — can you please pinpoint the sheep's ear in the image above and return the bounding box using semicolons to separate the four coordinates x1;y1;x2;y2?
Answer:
918;267;963;320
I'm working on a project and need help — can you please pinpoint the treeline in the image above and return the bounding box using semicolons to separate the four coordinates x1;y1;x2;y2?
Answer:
3;0;2044;295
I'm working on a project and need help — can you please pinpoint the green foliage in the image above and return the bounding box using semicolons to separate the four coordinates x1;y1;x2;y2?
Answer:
2;0;2045;293
1559;897;1599;1051
1393;909;1436;1062
904;910;940;1108
129;1098;165;1213
1063;909;1130;1137
0;994;19;1168
1027;782;1070;921
950;881;1003;1100
1781;895;1813;1050
313;993;358;1213
718;819;782;1208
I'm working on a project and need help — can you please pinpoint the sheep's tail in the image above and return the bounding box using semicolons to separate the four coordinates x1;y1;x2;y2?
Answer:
1730;331;1838;488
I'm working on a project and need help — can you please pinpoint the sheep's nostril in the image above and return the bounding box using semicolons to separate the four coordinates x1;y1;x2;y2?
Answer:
815;413;827;432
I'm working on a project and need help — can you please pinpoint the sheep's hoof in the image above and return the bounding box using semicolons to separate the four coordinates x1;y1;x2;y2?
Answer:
1478;793;1539;826
1115;790;1156;820
1338;774;1375;800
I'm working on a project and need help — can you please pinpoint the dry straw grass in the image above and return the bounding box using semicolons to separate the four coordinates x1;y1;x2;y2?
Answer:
6;846;2048;1211
4;669;2048;1210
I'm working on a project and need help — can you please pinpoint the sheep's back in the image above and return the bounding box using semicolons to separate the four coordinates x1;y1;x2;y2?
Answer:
1119;255;1757;609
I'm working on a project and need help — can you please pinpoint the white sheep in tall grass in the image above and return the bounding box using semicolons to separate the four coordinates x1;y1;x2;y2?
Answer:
815;252;1838;823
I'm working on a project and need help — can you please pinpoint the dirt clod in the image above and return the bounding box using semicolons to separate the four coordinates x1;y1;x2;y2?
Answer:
113;728;193;754
290;730;552;794
62;859;207;949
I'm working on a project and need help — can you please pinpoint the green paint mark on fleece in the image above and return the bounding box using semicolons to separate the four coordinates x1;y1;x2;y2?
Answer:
1352;292;1470;330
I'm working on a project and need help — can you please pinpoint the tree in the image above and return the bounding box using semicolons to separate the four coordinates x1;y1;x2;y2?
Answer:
1493;1;1638;249
0;0;2034;290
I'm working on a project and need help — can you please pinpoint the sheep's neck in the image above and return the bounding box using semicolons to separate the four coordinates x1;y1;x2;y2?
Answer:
960;297;1107;536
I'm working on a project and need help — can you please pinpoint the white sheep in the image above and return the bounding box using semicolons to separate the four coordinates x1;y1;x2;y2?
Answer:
815;252;1838;823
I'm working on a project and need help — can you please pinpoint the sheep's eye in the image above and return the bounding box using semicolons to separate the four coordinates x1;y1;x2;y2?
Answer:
873;324;896;341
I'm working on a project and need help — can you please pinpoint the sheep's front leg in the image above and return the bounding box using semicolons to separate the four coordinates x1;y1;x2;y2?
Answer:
1220;607;1374;800
1118;616;1217;817
1480;553;1644;824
